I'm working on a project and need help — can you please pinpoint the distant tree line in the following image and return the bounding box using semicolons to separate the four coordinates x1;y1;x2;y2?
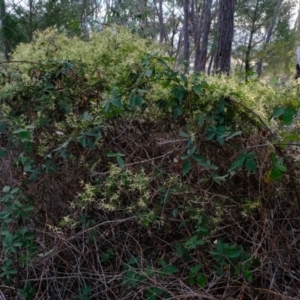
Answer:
0;0;298;78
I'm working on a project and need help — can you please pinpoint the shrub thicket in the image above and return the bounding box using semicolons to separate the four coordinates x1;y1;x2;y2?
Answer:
1;27;300;299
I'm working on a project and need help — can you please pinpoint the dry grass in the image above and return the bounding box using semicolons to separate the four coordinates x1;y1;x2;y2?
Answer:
1;110;300;300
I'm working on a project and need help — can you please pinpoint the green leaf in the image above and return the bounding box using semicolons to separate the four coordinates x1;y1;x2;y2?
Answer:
244;270;253;282
162;265;179;274
0;122;6;131
111;98;123;108
135;96;143;108
269;77;278;87
212;174;228;184
282;133;300;142
206;126;217;140
192;153;204;162
196;275;207;288
130;95;143;108
114;153;124;157
144;69;152;78
10;188;19;194
268;168;283;181
228;157;245;172
181;153;190;160
180;73;187;83
158;258;166;266
271;107;285;119
182;160;191;175
172;209;178;218
149;287;163;295
137;83;148;92
15;129;31;142
171;86;186;101
185;236;205;249
2;186;10;193
275;164;287;173
77;136;86;147
179;131;189;138
173;107;183;119
199;178;209;183
24;165;32;172
12;241;23;247
187;145;197;155
82;111;91;120
225;131;242;141
104;101;110;112
117;156;125;168
245;158;257;172
128;256;139;265
282;114;293;125
226;249;241;258
282;107;297;125
185;138;192;148
107;152;117;157
190;264;202;274
0;148;7;157
193;84;202;96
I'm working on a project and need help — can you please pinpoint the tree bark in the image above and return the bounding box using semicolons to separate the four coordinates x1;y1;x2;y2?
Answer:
256;0;283;77
193;0;204;72
197;0;213;72
0;0;9;60
213;0;235;75
154;0;166;43
183;0;190;72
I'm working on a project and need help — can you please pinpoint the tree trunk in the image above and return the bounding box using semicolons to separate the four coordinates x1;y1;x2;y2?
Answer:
193;0;204;72
256;0;283;77
154;0;166;43
245;28;255;77
198;0;213;72
213;0;235;75
0;0;9;60
183;0;190;72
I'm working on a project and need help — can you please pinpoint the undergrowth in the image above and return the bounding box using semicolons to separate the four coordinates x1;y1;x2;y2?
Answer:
0;27;300;299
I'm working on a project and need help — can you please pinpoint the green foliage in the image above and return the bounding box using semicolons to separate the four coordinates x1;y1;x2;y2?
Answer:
229;151;257;174
11;27;159;89
18;283;36;300
210;241;255;280
0;186;36;285
265;152;287;183
188;264;207;288
3;28;300;298
270;106;297;125
76;286;91;300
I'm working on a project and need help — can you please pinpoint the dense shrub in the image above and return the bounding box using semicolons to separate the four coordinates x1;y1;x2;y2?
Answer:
0;27;300;299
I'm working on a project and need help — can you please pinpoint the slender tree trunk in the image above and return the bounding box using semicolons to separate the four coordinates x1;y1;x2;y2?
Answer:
0;0;9;60
154;0;166;43
29;0;33;42
245;28;255;77
256;0;283;77
193;0;204;72
183;0;190;72
214;0;235;75
198;0;213;72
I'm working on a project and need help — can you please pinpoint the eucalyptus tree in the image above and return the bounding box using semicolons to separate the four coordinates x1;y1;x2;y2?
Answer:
195;0;213;72
233;0;294;79
213;0;235;74
256;0;283;76
183;0;189;71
